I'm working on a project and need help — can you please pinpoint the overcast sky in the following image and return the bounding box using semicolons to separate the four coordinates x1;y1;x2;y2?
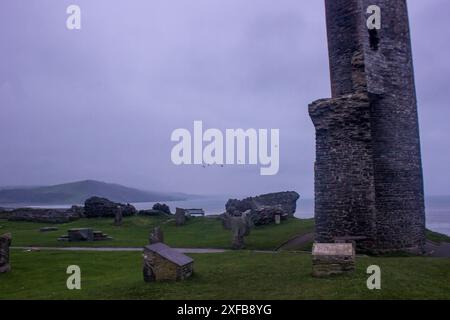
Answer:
0;0;449;198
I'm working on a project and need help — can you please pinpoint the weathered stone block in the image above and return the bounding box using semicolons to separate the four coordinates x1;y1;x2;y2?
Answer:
68;228;94;241
149;226;164;244
0;233;12;273
229;211;253;250
175;208;187;226
312;243;355;277
114;206;123;226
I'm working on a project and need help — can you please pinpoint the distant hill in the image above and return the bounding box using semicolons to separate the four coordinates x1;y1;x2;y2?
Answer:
0;180;187;205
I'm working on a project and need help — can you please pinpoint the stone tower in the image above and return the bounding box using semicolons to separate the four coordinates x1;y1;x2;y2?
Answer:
309;0;426;253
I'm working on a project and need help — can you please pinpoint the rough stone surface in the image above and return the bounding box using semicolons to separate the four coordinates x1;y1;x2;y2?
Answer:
309;0;426;254
143;243;194;282
152;203;171;215
229;211;253;250
249;205;286;226
225;192;299;226
1;208;82;224
312;243;355;277
114;206;123;226
0;233;12;273
84;197;137;218
174;208;188;226
149;226;164;244
71;205;85;218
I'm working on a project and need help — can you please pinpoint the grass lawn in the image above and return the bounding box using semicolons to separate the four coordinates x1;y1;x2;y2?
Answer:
0;216;315;250
1;250;449;300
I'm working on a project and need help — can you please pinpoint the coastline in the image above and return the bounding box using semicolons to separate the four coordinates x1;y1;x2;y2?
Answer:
2;196;449;236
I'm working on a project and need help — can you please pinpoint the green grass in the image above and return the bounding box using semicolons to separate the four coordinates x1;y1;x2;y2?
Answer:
1;216;447;251
0;216;314;250
426;229;450;244
1;218;449;300
1;250;449;300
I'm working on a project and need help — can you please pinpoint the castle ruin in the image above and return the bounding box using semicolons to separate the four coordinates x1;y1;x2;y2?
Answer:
309;0;426;254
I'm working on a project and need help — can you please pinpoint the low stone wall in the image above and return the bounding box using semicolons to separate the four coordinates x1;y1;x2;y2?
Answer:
312;243;355;277
0;208;82;224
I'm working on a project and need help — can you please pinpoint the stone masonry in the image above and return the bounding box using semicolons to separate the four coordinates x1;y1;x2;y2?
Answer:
309;0;426;254
312;243;355;277
0;233;12;273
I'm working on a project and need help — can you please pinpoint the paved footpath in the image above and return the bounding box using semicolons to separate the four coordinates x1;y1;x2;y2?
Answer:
11;247;227;254
13;239;450;257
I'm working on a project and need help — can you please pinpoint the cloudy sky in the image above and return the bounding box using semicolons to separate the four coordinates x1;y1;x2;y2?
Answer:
0;0;449;198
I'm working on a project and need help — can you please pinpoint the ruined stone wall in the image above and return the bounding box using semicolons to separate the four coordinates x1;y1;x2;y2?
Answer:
309;94;377;251
311;0;426;253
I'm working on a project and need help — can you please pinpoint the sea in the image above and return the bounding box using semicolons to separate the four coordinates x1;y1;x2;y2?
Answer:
20;195;450;236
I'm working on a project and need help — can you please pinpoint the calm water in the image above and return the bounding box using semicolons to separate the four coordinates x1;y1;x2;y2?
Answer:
24;196;450;236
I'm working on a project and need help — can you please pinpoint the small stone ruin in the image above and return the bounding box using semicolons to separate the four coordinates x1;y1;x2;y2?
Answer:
225;191;300;226
175;208;188;226
0;233;12;273
312;243;355;277
114;206;123;226
222;211;253;250
143;243;194;282
149;226;164;244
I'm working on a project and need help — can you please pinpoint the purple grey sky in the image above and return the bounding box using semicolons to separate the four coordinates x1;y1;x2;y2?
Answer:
0;0;449;198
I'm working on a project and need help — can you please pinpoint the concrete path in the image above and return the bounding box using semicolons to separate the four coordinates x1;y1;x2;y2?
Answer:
11;246;227;254
12;239;450;257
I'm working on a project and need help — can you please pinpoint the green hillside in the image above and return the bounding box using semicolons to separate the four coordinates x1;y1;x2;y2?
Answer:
0;180;186;205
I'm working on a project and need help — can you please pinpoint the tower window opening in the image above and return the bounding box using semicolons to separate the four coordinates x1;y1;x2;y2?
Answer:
369;29;380;51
